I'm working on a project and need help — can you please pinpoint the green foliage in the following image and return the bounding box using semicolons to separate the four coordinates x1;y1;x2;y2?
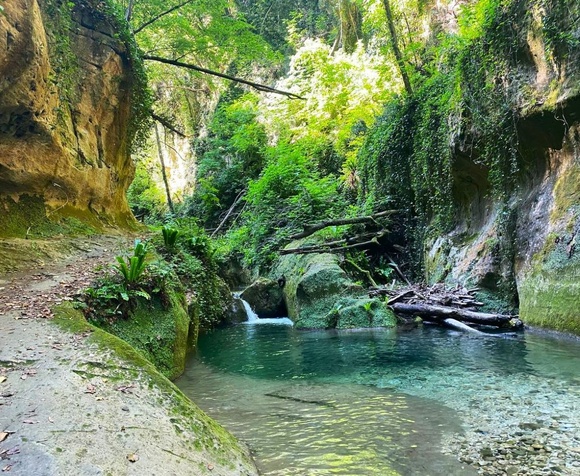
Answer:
115;240;149;284
229;140;348;268
357;0;568;273
236;0;335;53
184;94;268;226
162;226;179;249
127;159;168;221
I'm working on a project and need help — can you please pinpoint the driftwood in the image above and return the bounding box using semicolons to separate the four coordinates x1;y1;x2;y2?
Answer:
287;210;396;241
390;302;515;327
442;318;484;335
371;283;522;334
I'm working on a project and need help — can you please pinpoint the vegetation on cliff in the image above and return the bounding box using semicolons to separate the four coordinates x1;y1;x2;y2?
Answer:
121;0;579;332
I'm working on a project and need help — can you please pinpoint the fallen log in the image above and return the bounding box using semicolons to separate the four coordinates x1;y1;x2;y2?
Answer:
442;318;485;335
390;302;519;327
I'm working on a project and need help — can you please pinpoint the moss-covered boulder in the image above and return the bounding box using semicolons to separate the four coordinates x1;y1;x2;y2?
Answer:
274;244;396;329
240;277;286;318
99;288;190;381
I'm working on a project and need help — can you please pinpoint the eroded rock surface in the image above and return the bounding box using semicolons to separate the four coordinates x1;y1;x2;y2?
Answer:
0;0;140;236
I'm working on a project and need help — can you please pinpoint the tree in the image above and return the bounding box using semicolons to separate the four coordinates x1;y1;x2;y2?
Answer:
381;0;413;95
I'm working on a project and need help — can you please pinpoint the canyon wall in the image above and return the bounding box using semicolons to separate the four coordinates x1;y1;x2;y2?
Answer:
0;0;143;236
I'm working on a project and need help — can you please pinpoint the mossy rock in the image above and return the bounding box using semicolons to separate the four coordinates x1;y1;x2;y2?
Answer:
224;297;251;325
274;242;396;329
96;290;190;381
240;277;286;318
519;221;580;335
0;195;101;239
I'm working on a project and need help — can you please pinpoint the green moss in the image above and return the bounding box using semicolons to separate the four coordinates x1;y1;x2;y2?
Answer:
94;291;190;381
275;244;396;329
519;216;580;334
551;165;580;224
0;195;100;239
519;269;580;335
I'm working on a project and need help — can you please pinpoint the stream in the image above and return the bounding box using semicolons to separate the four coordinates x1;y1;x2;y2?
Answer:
176;310;580;475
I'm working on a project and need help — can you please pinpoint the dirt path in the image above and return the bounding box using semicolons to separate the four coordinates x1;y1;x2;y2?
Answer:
0;236;257;476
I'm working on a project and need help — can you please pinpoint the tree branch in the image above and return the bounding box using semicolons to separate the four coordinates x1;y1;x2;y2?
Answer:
151;113;186;138
288;210;396;241
133;0;195;34
211;189;246;238
280;233;385;255
143;55;305;100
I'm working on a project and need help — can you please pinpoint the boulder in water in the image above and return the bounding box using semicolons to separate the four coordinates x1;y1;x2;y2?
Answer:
274;242;396;329
240;278;286;318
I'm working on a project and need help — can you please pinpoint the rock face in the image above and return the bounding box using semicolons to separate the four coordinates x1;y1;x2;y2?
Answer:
275;245;396;329
240;277;286;318
225;296;250;325
0;0;142;236
422;2;580;333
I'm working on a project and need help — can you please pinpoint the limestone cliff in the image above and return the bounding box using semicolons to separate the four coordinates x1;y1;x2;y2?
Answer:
421;0;580;333
0;0;145;236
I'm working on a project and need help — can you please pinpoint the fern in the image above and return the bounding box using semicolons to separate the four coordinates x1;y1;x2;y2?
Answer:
115;240;148;284
162;227;179;248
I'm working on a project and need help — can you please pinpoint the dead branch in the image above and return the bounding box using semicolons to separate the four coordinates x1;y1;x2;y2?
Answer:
385;253;411;286
390;302;516;327
280;237;383;255
288;210;396;241
442;318;484;335
211;190;246;238
143;55;305;100
345;259;378;288
133;0;196;34
152;113;186;137
280;231;386;255
386;289;414;305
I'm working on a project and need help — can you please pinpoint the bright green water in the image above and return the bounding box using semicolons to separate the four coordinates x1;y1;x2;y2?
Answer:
176;323;580;475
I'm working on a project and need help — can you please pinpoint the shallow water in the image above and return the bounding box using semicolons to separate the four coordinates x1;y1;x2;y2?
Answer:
177;323;580;475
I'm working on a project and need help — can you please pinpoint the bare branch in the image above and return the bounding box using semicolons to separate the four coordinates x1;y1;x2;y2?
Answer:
143;55;305;100
288;210;396;241
133;0;195;34
211;189;246;238
151;112;186;138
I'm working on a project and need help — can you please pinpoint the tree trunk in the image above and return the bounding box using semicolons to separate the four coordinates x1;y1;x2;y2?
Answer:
390;302;517;327
154;122;175;214
381;0;413;95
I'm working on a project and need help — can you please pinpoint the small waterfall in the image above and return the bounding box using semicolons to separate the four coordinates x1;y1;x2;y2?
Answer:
240;298;259;323
233;292;293;325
